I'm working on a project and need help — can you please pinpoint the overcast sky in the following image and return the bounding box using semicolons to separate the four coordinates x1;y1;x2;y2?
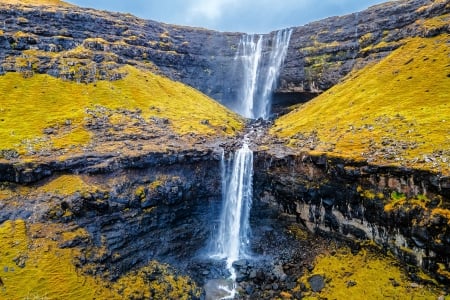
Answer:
66;0;390;33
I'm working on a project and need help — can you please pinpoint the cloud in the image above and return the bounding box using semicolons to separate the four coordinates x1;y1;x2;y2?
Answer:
186;0;239;21
67;0;389;33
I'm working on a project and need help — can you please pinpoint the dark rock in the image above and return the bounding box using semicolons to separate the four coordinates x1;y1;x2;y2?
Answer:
390;278;400;287
233;259;249;269
245;284;255;295
12;254;27;268
346;280;357;287
308;274;325;292
256;269;266;282
286;282;297;290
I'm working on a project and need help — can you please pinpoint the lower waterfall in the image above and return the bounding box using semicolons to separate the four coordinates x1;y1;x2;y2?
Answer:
208;142;254;299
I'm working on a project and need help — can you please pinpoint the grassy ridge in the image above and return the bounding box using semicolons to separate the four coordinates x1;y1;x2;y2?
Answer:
272;34;450;174
0;66;243;156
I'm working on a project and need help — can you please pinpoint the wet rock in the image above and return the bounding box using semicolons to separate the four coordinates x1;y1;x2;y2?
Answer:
233;259;249;269
245;284;255;295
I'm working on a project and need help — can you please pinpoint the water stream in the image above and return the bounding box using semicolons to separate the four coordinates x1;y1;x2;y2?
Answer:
235;29;292;119
206;28;292;299
213;142;254;270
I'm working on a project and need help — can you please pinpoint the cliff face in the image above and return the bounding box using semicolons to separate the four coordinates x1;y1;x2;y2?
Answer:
253;150;450;284
1;0;448;110
279;0;450;94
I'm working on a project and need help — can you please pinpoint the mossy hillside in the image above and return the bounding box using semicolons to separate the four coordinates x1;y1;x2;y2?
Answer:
0;220;200;299
300;246;445;299
0;220;117;299
272;34;450;174
0;65;243;157
37;174;99;195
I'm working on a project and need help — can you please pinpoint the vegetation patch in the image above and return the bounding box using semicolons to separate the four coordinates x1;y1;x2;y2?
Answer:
37;174;96;195
114;261;201;299
272;34;450;174
0;220;200;299
0;65;243;157
299;246;444;299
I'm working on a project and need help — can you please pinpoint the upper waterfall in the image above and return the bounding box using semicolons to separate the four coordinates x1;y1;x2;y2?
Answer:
234;29;292;119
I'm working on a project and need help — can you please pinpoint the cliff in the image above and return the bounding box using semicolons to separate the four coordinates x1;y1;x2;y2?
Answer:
0;0;448;110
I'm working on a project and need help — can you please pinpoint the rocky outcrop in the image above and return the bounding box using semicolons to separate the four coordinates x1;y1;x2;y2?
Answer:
253;150;450;283
279;0;450;94
0;150;225;280
1;0;448;111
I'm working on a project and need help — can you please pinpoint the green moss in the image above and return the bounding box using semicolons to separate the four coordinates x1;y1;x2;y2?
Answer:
420;14;450;31
135;185;146;201
384;192;437;212
272;35;450;174
288;224;308;240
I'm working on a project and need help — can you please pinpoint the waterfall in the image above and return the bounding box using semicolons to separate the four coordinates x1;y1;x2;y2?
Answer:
239;35;263;119
212;143;254;270
234;28;292;119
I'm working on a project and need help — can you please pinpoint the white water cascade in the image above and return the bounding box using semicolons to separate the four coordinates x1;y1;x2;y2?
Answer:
213;143;254;270
235;28;292;119
206;28;291;300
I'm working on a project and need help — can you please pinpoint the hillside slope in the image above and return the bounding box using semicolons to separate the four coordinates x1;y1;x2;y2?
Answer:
272;33;450;174
0;65;243;160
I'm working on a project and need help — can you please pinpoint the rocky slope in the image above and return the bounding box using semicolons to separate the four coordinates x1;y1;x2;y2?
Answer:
0;0;448;111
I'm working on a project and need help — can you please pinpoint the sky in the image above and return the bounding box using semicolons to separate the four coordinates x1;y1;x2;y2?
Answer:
66;0;390;33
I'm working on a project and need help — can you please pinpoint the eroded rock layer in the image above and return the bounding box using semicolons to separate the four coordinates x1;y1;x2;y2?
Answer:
254;150;450;284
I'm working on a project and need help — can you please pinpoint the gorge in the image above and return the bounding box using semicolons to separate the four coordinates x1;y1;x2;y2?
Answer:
0;0;449;299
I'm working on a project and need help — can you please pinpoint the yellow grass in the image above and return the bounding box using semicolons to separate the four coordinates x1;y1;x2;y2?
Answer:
0;220;117;299
0;65;243;155
37;174;94;195
272;34;450;174
0;220;200;299
300;247;444;299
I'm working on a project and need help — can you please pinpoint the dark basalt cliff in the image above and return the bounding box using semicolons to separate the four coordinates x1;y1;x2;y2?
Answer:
0;149;225;278
253;149;450;284
1;0;448;110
